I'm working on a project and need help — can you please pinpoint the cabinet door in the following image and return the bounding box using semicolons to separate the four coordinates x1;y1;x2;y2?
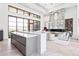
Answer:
0;31;3;41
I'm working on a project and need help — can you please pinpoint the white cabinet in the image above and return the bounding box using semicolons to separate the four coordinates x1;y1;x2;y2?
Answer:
40;32;47;54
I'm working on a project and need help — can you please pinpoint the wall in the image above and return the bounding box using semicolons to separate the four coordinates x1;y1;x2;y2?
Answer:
77;4;79;34
43;15;49;29
0;3;8;39
76;4;79;39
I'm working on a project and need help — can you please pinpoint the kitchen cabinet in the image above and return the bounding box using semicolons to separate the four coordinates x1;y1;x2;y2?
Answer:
0;30;3;41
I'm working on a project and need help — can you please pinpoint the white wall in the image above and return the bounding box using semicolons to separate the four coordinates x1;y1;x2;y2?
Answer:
77;4;79;35
0;3;8;39
75;4;79;39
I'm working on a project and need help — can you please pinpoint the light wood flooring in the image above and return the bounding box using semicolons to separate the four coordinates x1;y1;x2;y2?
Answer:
0;39;22;56
43;39;79;56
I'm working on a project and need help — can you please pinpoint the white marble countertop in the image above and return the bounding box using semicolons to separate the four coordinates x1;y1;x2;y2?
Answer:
23;31;49;34
11;32;37;38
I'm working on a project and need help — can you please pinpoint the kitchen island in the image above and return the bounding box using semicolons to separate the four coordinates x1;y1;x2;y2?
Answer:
11;32;39;56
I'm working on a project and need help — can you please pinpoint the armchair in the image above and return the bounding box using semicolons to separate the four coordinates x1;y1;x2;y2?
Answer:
54;31;71;45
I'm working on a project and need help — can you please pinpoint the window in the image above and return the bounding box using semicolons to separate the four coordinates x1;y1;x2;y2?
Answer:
37;15;40;19
8;6;17;13
33;14;36;18
8;5;41;19
30;13;33;17
33;20;40;31
24;19;28;31
29;20;34;31
8;16;40;38
18;9;23;15
17;18;23;32
24;11;29;16
9;16;16;37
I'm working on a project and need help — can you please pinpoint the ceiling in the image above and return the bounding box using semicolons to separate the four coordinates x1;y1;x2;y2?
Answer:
35;3;61;11
20;3;77;15
20;3;62;14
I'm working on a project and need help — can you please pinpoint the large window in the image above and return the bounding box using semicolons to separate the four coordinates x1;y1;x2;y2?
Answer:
24;19;28;31
8;16;40;37
17;18;23;32
9;16;16;37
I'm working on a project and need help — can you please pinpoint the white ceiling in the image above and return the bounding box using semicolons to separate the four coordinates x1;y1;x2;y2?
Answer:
20;3;77;15
20;3;62;14
35;3;61;11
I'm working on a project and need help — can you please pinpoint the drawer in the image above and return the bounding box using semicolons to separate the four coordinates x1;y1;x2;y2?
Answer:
16;35;26;46
11;34;17;39
11;39;26;56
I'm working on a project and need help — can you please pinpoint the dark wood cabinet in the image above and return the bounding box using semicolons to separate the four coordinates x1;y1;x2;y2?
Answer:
11;33;26;56
65;18;73;32
0;30;3;41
